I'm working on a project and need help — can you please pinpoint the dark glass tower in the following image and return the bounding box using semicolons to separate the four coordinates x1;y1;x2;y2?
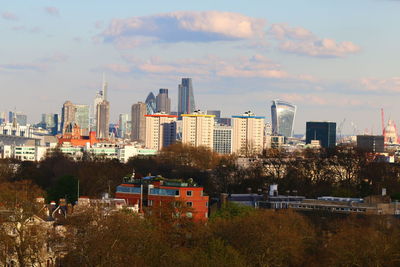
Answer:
306;121;336;148
178;78;195;116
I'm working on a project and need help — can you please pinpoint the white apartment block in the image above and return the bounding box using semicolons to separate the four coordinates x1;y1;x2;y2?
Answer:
181;112;215;149
232;112;265;155
145;114;177;151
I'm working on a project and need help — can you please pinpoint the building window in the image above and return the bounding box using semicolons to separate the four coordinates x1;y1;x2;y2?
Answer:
148;200;153;206
186;190;192;197
186;212;193;218
205;202;208;207
186;202;193;207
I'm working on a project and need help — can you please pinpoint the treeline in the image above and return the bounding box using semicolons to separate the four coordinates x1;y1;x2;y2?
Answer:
1;144;400;202
43;204;400;266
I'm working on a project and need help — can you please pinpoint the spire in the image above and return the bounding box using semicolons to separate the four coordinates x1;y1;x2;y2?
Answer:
102;73;108;101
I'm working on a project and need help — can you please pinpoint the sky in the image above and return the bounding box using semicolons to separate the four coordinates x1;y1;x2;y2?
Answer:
1;0;400;134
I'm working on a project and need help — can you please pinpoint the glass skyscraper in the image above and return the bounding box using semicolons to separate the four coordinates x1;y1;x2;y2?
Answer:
178;78;195;116
145;92;157;115
271;100;296;138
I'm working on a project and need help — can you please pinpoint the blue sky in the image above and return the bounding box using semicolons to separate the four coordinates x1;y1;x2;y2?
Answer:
1;0;399;134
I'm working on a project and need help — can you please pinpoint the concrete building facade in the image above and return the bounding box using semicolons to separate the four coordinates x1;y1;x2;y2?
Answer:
131;102;147;143
181;112;215;149
145;114;177;151
232;112;265;155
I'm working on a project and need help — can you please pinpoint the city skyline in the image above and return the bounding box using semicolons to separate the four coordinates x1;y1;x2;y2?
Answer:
1;0;400;134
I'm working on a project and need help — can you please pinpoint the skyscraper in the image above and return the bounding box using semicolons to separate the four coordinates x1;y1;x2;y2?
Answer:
40;113;59;135
131;102;147;142
181;111;214;149
75;104;90;136
61;101;89;135
178;78;195;116
156;88;171;114
232;111;265;155
118;113;130;139
96;100;110;139
61;101;76;134
271;100;296;138
145;92;157;115
306;121;336;148
93;76;108;131
8;111;27;126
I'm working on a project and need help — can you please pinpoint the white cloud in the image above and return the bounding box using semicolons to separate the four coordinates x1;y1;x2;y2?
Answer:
279;38;360;58
270;23;360;58
361;77;400;92
270;23;313;40
102;11;266;48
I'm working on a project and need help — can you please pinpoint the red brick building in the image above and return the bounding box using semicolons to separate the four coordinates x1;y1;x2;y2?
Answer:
115;176;209;221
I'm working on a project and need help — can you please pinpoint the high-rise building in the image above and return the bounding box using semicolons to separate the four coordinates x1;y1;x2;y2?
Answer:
93;76;108;131
178;78;195;116
8;111;27;126
145;92;157;115
306;121;336;148
0;112;6;124
181;111;214;149
232;112;265;155
131;102;147;143
96;100;110;139
75;105;90;136
61;101;76;134
357;135;384;153
118;113;130;139
156;88;171;114
61;102;89;136
213;124;232;154
271;100;296;138
145;113;177;150
40;113;59;135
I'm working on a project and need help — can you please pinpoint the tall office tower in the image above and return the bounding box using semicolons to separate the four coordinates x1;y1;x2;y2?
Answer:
118;113;130;138
213;124;232;154
271;100;296;138
0;112;6;124
156;88;171;114
131;102;147;142
75;104;90;136
93;77;108;131
306;121;336;148
41;113;59;135
145;113;177;150
8;111;27;126
61;101;76;134
178;78;195;116
181;111;215;149
232;111;265;156
145;92;157;115
96;100;110;139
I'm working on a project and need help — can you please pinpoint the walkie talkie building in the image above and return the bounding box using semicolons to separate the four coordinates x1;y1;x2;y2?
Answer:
271;100;296;138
